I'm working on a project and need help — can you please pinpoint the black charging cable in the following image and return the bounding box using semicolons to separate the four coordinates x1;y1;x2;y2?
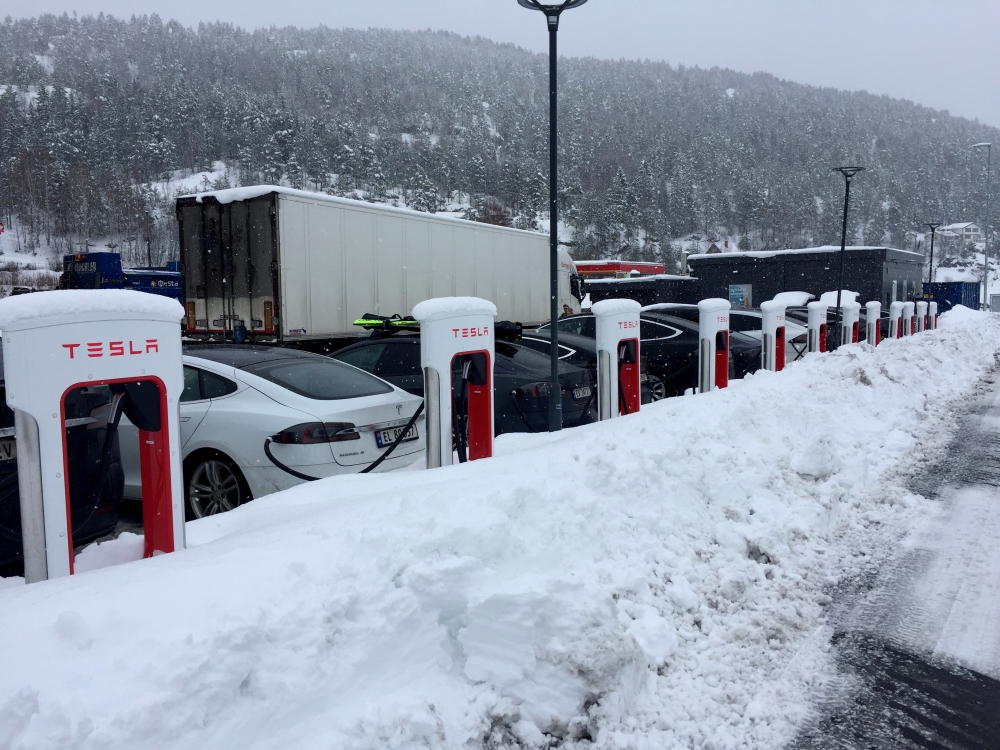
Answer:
264;401;425;482
453;359;472;463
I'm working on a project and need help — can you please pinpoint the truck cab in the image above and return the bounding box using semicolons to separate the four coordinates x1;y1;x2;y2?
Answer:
559;248;584;315
61;252;183;303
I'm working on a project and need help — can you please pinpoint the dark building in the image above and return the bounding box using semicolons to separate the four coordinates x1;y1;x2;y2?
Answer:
585;274;700;307
687;246;924;309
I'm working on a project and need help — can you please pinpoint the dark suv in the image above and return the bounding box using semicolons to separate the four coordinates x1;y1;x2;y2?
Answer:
330;334;598;434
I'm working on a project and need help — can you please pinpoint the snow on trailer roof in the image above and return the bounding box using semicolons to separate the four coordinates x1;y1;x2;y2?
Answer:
179;185;547;238
0;289;184;330
687;246;923;261
587;274;695;284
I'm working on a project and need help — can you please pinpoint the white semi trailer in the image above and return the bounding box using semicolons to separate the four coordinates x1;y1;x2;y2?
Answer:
176;186;583;341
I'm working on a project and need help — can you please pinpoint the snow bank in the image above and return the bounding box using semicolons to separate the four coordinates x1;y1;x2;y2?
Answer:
0;289;183;329
1;309;998;749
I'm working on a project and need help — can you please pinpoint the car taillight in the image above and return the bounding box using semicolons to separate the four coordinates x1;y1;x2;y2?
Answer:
513;381;552;398
269;422;359;444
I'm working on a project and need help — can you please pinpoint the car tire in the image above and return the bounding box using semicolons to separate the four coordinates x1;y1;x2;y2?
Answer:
647;374;668;402
184;452;252;520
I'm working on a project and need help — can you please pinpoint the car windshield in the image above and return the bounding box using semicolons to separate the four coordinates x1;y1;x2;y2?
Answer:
245;358;392;400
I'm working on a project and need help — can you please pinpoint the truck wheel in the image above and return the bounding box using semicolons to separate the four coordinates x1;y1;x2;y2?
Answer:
185;452;252;519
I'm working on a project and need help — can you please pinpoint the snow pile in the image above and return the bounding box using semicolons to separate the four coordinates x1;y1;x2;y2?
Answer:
1;308;998;749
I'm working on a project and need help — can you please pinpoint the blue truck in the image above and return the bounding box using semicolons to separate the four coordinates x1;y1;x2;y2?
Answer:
60;252;182;302
922;281;980;312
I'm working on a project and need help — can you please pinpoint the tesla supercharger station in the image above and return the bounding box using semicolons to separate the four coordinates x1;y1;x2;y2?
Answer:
902;300;915;336
760;300;786;372
592;299;641;419
929;301;938;330
889;301;904;339
0;290;185;583
806;301;828;353
866;301;881;346
915;300;928;332
839;302;861;346
412;297;495;468
697;298;730;392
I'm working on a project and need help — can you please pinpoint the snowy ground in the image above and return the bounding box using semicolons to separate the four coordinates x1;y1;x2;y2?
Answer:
1;307;998;749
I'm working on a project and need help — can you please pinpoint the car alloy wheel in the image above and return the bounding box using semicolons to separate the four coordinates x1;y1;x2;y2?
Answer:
648;375;667;402
188;458;244;518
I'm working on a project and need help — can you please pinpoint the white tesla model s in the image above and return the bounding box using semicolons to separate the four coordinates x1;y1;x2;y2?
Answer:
119;345;425;517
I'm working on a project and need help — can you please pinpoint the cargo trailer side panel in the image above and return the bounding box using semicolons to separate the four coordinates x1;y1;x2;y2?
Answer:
454;225;477;297
376;214;406;319
306;199;345;335
344;209;378;329
429;222;455;300
404;219;431;313
494;232;515;321
279;197;310;336
475;230;497;313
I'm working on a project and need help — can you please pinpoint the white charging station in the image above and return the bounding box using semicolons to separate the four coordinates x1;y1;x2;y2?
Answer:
592;299;641;419
412;297;495;468
806;301;828;353
915;300;928;332
0;290;186;583
865;301;881;346
902;300;915;336
697;298;730;392
760;300;786;371
929;301;938;330
889;301;904;339
839;302;860;346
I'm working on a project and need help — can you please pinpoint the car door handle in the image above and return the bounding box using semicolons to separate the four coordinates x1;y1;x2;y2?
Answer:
180;416;191;422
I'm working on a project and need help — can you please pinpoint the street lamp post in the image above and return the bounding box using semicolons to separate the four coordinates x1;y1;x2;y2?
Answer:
832;167;865;349
925;223;940;284
518;0;588;432
973;143;992;309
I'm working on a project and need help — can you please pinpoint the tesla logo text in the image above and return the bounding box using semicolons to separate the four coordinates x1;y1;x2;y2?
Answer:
63;339;159;358
617;320;638;329
452;326;489;338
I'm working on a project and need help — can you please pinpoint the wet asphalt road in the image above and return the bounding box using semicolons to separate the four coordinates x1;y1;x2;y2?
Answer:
792;371;1000;750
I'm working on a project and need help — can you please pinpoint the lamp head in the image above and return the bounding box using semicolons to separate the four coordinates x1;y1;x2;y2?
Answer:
833;166;866;181
518;0;589;28
926;222;941;231
972;142;992;150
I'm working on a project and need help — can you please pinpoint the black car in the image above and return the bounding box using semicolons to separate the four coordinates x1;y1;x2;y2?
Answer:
329;334;598;434
0;343;125;575
527;312;763;398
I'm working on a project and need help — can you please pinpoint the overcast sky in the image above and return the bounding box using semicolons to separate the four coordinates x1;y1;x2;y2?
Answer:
3;0;999;129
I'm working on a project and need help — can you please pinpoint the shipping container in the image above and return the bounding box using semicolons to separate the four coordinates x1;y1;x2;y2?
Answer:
176;187;582;341
923;281;980;311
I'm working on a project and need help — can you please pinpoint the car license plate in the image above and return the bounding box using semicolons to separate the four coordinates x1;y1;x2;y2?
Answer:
572;386;592;400
0;438;15;462
375;424;418;448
